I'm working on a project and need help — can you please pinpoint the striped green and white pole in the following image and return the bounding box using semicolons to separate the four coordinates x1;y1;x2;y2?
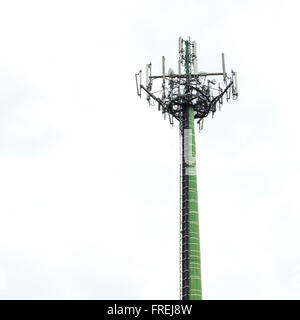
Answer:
181;40;202;300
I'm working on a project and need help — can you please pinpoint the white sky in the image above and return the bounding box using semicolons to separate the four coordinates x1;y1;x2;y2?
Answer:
0;0;300;299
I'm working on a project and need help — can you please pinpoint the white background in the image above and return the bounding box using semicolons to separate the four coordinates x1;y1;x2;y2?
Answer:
0;0;300;299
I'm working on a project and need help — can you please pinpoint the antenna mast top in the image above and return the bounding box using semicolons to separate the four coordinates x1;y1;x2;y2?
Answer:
135;37;238;130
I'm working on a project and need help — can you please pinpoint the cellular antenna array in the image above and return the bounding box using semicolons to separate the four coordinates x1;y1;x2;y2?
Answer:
135;37;238;300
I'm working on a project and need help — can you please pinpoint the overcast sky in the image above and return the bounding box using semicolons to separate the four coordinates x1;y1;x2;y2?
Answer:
0;0;300;299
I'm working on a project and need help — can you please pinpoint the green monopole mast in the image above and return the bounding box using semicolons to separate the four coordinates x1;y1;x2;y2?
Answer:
136;37;238;300
181;40;202;299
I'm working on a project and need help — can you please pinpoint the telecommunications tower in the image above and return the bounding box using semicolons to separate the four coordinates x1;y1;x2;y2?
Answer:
135;37;238;300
